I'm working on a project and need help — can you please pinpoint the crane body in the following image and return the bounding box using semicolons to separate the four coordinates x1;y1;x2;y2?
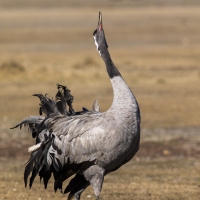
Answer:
11;12;140;200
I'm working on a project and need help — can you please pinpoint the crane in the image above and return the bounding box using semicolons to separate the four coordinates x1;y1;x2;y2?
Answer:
11;12;140;200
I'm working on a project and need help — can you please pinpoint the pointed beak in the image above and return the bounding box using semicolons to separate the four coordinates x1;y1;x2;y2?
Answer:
98;11;103;30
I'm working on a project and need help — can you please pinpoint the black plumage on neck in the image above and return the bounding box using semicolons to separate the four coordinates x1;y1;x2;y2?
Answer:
93;12;121;79
100;48;121;79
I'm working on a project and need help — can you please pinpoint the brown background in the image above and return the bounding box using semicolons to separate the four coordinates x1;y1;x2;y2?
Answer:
0;1;199;199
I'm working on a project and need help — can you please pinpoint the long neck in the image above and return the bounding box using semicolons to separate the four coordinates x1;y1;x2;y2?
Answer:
101;48;121;79
101;49;139;117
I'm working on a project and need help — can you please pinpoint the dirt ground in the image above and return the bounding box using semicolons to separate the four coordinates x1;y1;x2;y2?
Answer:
0;1;200;199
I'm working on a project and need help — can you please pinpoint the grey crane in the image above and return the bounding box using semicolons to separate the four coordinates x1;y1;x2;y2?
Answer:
11;12;140;200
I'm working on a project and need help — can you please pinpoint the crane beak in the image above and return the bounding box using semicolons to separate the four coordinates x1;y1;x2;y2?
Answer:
93;11;103;36
98;11;103;30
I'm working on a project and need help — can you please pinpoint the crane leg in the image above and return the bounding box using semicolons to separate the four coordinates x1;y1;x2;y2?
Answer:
85;166;105;200
90;173;104;200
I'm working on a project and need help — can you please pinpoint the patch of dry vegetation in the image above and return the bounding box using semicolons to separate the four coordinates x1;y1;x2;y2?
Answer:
1;127;200;200
0;1;200;199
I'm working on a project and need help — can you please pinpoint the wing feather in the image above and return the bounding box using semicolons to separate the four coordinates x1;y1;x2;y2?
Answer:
45;112;105;168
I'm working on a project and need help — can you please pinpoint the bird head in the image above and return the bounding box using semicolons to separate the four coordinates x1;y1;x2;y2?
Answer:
93;12;108;55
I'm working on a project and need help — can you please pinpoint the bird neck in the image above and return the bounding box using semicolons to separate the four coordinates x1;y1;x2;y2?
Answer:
100;49;121;79
101;49;139;116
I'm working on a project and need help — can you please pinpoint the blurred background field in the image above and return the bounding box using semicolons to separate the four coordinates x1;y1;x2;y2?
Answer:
0;0;200;199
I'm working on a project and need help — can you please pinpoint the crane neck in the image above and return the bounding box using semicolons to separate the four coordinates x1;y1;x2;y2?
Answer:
100;48;139;117
100;48;121;79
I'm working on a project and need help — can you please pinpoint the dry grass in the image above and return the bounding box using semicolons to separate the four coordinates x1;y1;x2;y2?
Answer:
0;1;200;199
1;157;200;200
1;126;200;200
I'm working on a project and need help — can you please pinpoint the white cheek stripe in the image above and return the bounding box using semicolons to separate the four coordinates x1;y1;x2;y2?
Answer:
93;36;101;56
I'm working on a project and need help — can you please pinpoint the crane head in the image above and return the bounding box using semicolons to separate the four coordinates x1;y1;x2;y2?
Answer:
93;11;108;55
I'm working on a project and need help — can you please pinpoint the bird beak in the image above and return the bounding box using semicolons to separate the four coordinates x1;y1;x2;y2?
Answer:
98;11;103;30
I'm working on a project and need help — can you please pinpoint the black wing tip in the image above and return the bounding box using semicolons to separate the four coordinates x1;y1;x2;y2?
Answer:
32;93;41;97
10;126;16;129
10;124;21;129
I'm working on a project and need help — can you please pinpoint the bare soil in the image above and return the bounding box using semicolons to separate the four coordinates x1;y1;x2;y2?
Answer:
0;1;200;199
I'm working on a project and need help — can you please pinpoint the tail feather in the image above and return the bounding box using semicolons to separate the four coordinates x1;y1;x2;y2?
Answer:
25;140;51;188
54;169;75;192
39;166;52;189
44;172;52;189
24;150;39;187
28;143;42;153
29;165;41;188
33;94;59;117
10;116;44;138
92;100;100;112
55;84;67;115
56;84;75;115
63;174;86;194
11;83;92;191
